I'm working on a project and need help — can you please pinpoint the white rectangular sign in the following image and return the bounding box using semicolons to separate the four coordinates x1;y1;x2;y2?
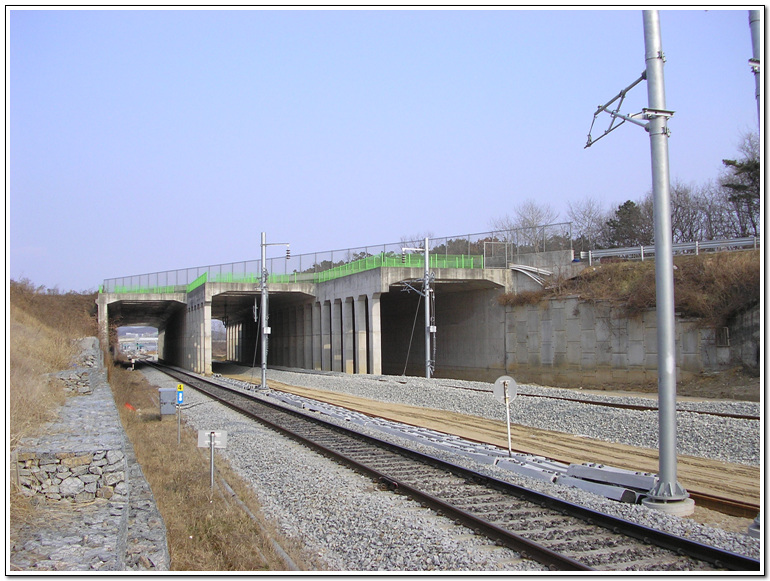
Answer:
197;430;227;449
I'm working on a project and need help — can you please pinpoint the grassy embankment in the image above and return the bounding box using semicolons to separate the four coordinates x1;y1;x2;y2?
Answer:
8;279;313;571
499;250;761;329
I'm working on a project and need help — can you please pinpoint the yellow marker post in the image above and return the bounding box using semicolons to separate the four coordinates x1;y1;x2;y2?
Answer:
176;384;184;444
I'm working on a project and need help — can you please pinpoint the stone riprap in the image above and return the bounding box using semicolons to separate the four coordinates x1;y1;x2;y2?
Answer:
10;338;169;572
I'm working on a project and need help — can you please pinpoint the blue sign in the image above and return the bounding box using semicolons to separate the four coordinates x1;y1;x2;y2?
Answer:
177;383;184;404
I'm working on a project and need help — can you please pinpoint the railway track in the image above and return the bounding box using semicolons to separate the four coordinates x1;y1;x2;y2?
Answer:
147;363;758;572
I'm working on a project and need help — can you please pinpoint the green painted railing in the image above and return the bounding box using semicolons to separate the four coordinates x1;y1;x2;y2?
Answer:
313;252;483;283
201;252;485;287
104;253;483;294
102;222;576;295
187;272;208;293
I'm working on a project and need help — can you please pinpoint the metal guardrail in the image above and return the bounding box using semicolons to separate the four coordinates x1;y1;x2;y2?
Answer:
579;236;760;266
101;224;573;294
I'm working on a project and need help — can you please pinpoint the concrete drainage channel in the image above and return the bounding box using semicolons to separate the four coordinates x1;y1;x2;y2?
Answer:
211;375;658;508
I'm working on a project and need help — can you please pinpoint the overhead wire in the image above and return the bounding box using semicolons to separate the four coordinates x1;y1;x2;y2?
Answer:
401;291;422;376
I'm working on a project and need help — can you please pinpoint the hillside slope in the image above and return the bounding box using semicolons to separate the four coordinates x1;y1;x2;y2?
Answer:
9;280;97;449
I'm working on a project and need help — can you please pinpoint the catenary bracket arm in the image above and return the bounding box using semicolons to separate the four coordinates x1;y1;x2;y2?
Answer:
585;71;648;148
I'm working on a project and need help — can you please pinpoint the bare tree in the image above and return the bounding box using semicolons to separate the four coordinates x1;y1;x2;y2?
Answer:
489;200;560;252
567;197;608;251
695;181;740;239
399;231;435;248
669;181;704;243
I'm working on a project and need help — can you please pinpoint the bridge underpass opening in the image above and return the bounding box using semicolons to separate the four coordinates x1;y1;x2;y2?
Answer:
197;276;506;379
117;326;158;361
100;297;186;366
210;290;315;372
381;279;506;381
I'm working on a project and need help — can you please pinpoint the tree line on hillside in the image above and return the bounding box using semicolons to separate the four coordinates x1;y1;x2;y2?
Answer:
489;132;760;253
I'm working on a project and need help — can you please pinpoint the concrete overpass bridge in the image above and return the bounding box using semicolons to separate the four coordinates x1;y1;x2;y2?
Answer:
97;228;579;380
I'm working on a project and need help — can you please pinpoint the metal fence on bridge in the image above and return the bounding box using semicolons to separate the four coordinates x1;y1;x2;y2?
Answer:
100;223;574;294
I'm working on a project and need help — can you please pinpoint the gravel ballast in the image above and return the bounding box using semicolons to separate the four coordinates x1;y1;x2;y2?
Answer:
141;366;761;571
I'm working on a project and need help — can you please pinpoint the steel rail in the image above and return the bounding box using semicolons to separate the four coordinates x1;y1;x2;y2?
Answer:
148;363;759;572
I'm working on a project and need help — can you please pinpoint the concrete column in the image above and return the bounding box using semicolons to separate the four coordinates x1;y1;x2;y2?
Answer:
321;301;332;371
368;293;382;375
238;322;244;364
203;300;212;375
185;304;195;372
304;304;313;370
355;295;369;374
226;322;231;361
295;305;304;368
332;299;342;372
343;297;355;374
288;308;297;368
96;296;110;350
313;302;323;370
227;322;232;362
196;304;203;373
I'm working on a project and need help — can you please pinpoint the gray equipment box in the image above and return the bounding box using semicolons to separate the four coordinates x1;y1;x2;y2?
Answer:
159;388;177;416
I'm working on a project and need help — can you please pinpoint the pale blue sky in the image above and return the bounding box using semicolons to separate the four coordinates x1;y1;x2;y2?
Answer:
9;8;760;292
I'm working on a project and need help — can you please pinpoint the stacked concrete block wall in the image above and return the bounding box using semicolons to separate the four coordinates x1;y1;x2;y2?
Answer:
504;297;737;388
728;304;761;372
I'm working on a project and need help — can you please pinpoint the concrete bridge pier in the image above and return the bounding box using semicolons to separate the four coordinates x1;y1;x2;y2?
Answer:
185;286;212;375
367;293;383;375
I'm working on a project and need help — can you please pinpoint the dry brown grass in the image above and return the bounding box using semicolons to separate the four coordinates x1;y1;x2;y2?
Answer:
496;289;547;308
109;363;318;571
9;280;98;450
497;250;760;327
9;280;100;547
9;279;316;571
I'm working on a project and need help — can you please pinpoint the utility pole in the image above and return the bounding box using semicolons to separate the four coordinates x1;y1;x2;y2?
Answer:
585;11;693;515
639;10;693;516
746;9;761;539
749;10;761;127
423;237;434;379
259;232;290;389
401;237;436;378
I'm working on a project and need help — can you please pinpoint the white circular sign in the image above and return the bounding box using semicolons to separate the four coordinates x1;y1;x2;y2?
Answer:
493;375;517;404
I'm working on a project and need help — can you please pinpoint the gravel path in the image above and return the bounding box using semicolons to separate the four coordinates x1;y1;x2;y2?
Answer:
263;368;760;467
142;367;761;571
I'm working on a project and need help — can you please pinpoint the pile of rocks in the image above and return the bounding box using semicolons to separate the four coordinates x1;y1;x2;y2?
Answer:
10;337;169;572
15;450;127;503
56;370;94;395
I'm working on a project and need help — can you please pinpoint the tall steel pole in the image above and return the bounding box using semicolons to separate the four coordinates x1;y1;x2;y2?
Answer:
640;10;693;515
424;237;432;378
749;10;761;126
746;8;762;540
260;232;269;389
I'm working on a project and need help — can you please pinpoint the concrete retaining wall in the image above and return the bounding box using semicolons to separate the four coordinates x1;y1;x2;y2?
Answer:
728;304;761;371
504;297;740;388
